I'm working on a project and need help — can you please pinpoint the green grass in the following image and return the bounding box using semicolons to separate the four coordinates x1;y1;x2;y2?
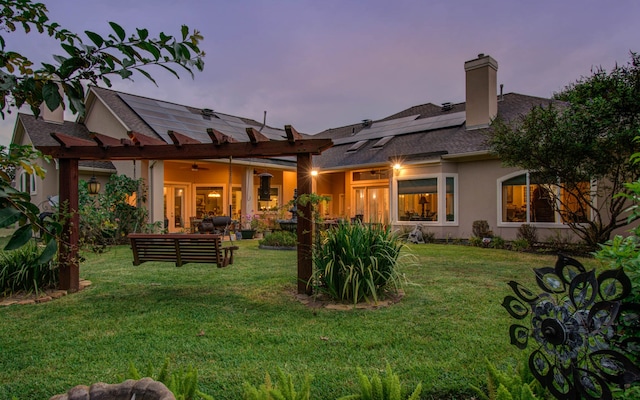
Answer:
0;240;599;399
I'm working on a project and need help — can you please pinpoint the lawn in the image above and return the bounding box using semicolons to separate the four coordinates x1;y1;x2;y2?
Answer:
0;240;600;399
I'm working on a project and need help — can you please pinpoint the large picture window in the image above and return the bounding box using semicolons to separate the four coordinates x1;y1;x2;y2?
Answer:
397;178;438;221
500;173;590;224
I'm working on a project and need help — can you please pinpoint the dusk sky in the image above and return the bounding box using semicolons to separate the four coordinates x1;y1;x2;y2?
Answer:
1;0;639;145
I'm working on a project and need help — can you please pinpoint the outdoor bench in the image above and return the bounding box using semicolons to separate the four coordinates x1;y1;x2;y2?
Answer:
128;233;239;268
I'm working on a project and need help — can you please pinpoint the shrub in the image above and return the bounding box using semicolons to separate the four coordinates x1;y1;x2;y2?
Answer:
472;220;493;238
312;221;406;304
0;241;57;294
516;224;538;247
510;238;530;252
489;235;505;249
338;363;422;400
243;368;312;400
259;230;297;248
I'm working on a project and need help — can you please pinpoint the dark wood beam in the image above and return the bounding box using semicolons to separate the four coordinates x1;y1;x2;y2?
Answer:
296;152;313;295
168;130;203;146
206;128;237;145
127;131;166;146
246;127;270;143
58;158;80;292
285;125;304;143
90;132;126;147
52;133;97;148
38;135;333;160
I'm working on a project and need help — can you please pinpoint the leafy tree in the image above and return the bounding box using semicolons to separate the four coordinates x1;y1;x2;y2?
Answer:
489;52;640;248
0;0;205;262
1;0;204;118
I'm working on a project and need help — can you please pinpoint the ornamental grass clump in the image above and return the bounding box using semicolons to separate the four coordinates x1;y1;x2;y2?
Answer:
0;241;57;294
312;221;406;304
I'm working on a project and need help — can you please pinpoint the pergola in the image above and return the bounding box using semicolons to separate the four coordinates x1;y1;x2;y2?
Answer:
36;125;333;295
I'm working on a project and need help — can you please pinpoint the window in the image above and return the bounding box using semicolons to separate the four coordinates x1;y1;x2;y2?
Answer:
500;173;590;224
196;186;224;217
19;172;36;195
256;187;279;211
397;178;438;221
396;175;457;223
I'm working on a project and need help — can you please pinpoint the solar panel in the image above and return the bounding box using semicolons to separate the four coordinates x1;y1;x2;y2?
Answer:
118;93;285;143
333;111;465;146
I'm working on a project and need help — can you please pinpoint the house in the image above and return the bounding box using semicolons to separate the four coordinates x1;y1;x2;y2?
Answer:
11;53;593;241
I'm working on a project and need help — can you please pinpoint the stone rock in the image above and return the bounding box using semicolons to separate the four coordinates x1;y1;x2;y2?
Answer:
49;378;175;400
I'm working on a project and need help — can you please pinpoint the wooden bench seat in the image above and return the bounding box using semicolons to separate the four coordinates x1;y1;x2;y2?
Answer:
128;233;239;268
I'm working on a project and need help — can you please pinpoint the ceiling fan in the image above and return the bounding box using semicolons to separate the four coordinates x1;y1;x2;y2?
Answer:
181;163;209;171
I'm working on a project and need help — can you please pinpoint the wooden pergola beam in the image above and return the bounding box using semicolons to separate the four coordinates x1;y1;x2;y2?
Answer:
245;127;270;143
38;133;332;160
168;130;203;146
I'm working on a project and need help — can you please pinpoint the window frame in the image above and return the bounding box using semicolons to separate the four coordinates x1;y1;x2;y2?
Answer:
394;173;458;225
497;171;592;228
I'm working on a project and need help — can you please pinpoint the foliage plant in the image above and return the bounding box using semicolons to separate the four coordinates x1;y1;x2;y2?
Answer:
489;52;640;248
0;144;59;263
516;224;538;247
472;220;493;238
0;240;57;294
243;368;312;400
0;0;205;119
311;220;406;304
125;359;213;400
338;364;422;400
77;174;159;250
258;230;297;248
470;358;544;400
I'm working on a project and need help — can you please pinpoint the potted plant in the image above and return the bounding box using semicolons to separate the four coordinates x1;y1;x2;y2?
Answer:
240;213;258;239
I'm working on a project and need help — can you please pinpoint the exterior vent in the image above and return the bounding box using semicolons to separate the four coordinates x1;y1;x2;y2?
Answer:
441;102;454;111
361;119;372;128
202;108;215;119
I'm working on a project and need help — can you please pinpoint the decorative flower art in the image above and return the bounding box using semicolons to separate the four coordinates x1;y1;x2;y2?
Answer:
502;254;640;399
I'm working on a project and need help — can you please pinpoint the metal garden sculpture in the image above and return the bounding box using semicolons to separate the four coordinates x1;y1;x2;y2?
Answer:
502;254;640;399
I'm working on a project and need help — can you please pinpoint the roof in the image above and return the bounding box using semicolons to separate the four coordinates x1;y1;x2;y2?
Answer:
16;114;116;171
88;86;310;143
312;93;557;170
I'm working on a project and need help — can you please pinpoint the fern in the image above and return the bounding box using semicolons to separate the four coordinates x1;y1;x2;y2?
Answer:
470;358;541;400
124;358;212;400
243;368;312;400
339;364;422;400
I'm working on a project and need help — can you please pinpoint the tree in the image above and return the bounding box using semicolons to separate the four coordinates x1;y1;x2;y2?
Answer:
0;0;205;260
1;0;204;118
488;52;640;248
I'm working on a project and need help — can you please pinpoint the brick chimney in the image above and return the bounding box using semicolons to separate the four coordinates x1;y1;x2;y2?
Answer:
464;53;498;130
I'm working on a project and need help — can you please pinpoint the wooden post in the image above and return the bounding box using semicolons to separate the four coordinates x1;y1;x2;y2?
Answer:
58;158;80;292
296;152;313;295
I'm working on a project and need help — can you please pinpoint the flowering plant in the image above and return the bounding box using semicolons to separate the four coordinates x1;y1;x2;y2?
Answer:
243;213;259;230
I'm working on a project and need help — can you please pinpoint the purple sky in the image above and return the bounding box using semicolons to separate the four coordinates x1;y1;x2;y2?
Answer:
2;0;639;145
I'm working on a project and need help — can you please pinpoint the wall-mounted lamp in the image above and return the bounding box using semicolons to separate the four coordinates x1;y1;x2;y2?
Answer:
311;169;319;177
87;175;100;195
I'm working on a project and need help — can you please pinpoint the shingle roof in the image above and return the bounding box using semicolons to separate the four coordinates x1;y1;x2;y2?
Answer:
17;113;116;171
88;86;306;143
313;93;558;170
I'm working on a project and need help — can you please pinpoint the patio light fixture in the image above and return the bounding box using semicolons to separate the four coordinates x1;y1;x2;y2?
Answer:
87;175;100;195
